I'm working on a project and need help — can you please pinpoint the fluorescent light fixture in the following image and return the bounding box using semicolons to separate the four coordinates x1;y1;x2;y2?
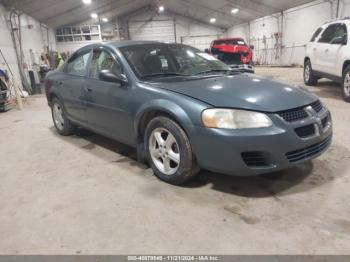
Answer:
82;0;92;4
102;17;108;22
91;13;98;19
158;5;165;12
231;8;239;14
210;17;216;23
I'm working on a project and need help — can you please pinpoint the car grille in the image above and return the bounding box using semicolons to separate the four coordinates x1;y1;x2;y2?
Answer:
277;100;323;122
241;152;268;167
295;124;315;138
310;100;323;113
278;107;309;122
286;136;331;163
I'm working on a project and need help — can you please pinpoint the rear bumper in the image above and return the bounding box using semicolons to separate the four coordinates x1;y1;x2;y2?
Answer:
189;110;332;176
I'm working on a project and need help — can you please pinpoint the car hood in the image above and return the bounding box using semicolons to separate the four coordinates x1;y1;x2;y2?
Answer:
152;74;318;112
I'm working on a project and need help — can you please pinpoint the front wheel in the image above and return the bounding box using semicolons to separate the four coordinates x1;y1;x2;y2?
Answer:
145;117;199;185
342;65;350;102
304;60;318;86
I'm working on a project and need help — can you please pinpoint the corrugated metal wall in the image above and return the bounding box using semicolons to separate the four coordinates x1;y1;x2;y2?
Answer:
181;35;219;51
129;19;176;43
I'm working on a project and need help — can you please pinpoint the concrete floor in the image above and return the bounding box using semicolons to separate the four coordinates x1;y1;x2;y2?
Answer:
0;67;349;255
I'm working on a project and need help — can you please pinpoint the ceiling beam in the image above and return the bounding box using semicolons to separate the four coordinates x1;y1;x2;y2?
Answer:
226;0;282;15
178;0;246;25
166;9;227;30
42;0;118;23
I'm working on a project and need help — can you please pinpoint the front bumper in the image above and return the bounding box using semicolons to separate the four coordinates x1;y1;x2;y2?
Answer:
190;107;332;176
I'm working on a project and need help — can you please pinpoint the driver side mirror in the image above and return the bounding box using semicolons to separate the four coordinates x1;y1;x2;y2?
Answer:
330;36;347;45
250;45;255;50
204;48;210;54
99;69;127;85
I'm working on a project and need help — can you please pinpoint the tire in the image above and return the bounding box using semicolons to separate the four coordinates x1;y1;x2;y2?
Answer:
304;60;318;86
51;97;76;136
145;116;199;185
342;65;350;102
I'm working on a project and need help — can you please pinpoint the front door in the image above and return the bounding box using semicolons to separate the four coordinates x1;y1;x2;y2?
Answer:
84;48;135;146
315;23;341;75
322;23;347;76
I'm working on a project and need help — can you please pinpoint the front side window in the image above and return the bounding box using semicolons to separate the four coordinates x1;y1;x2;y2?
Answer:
333;24;348;43
310;27;323;42
120;44;229;78
318;24;339;43
90;50;122;79
65;51;91;76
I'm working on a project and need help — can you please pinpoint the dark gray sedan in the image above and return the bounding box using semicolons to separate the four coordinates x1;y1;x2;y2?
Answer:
45;41;332;184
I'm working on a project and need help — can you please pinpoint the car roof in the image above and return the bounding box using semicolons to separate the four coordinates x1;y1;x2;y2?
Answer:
75;40;176;53
323;17;350;26
214;38;244;41
107;40;165;48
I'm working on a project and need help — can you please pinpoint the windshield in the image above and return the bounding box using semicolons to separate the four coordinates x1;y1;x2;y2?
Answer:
120;43;230;79
213;39;246;46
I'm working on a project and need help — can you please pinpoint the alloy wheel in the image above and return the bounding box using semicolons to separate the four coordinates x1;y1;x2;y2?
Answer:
305;64;310;81
53;102;64;130
344;73;350;96
149;128;180;175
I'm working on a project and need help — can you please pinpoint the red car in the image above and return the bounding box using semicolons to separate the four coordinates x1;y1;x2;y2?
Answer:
209;38;253;65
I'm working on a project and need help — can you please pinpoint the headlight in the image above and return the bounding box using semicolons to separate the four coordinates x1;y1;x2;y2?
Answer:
202;108;272;129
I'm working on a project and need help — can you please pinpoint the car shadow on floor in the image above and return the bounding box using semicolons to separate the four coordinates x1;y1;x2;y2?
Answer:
51;126;333;198
185;163;316;198
310;80;343;100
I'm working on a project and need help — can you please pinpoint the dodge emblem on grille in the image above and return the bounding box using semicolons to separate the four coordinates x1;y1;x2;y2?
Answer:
305;105;323;136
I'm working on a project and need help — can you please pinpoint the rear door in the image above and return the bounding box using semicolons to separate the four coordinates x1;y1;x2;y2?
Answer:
84;48;135;145
60;50;91;124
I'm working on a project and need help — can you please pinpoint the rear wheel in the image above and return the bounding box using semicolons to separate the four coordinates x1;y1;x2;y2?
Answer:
145;116;199;185
304;60;318;86
51;97;76;136
342;65;350;102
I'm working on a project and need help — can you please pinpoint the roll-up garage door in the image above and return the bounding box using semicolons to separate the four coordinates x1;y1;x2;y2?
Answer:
128;19;175;43
182;35;220;51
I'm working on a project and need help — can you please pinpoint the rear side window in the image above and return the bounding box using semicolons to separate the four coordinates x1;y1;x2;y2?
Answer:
89;50;122;79
318;24;339;43
65;51;91;76
310;27;323;42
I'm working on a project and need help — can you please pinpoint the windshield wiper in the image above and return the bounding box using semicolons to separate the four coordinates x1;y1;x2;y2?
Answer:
194;69;232;75
141;73;189;79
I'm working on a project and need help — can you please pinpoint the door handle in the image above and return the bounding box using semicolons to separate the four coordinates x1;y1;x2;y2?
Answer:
86;87;93;92
58;81;63;86
325;49;329;52
313;47;317;51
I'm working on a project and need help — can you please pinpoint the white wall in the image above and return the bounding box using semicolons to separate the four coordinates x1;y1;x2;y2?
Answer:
56;8;227;54
0;3;56;92
228;0;350;66
175;15;227;50
0;4;21;88
127;9;227;50
56;40;101;54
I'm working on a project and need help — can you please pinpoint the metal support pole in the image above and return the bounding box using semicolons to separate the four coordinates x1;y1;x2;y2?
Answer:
336;0;340;18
